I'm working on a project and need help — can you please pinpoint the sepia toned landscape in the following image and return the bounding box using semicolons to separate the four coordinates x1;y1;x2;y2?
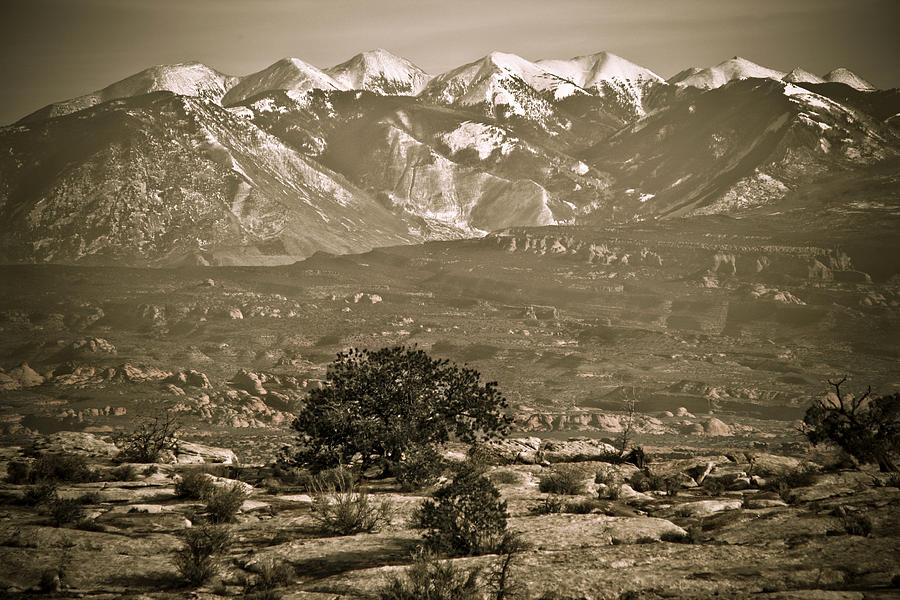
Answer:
1;1;899;598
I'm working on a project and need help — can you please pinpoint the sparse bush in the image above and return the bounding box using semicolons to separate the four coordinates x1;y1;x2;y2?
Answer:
660;530;693;544
22;481;59;506
75;518;105;532
538;466;585;495
76;491;102;505
39;569;61;593
595;469;622;500
764;466;819;503
701;478;726;496
175;470;215;500
664;477;681;497
378;548;483;600
417;464;509;556
115;412;180;463
110;464;137;482
29;453;98;483
466;442;500;472
628;472;650;492
241;558;294;597
833;506;873;536
530;496;564;515
309;467;392;535
142;464;159;477
489;470;523;485
6;460;31;484
205;482;249;524
802;378;899;472
49;498;85;527
395;445;445;491
173;525;232;587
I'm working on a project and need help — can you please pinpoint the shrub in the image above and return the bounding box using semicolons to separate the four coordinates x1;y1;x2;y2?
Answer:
595;469;622;500
530;496;564;515
205;482;249;524
6;460;31;484
489;470;523;485
802;378;899;472
173;525;232;587
660;530;692;544
309;468;392;535
628;472;650;492
241;558;294;597
395;445;446;491
834;507;873;536
110;464;137;482
378;548;483;600
538;466;585;495
417;464;509;556
22;481;59;506
115;412;180;463
466;442;500;472
49;498;85;527
76;491;102;505
30;453;98;483
701;478;726;496
175;470;216;500
75;518;105;532
142;464;159;477
664;477;681;497
564;499;603;514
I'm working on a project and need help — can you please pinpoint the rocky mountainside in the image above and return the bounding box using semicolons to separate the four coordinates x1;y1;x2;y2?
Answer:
2;50;897;265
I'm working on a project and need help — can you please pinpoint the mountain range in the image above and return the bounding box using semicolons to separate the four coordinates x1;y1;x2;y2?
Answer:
1;50;897;265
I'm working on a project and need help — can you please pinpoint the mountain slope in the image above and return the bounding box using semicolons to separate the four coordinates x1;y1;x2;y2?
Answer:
326;49;430;95
0;92;419;265
19;62;238;124
582;79;899;219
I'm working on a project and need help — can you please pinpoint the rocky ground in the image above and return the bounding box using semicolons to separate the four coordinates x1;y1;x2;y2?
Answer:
0;432;898;599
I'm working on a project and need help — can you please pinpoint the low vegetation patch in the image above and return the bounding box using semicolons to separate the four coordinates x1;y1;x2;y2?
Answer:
8;453;98;484
175;470;216;500
173;525;232;587
378;549;483;600
240;558;295;598
309;467;392;535
538;465;586;495
205;482;249;523
115;412;180;463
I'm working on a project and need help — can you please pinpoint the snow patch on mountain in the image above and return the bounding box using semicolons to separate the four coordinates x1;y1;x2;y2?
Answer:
441;121;518;159
669;57;785;89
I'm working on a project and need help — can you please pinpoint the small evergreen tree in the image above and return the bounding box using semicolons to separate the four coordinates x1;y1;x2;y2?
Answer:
802;378;899;472
417;464;509;556
289;346;510;473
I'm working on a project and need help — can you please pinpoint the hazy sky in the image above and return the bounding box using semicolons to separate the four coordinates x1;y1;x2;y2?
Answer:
1;0;898;124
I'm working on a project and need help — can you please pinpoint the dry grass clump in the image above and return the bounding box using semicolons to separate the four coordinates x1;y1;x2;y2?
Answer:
175;470;216;500
489;469;524;485
205;482;249;523
309;467;392;535
173;525;232;587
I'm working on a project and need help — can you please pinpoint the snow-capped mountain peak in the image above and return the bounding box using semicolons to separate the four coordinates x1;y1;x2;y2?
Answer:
537;51;664;88
19;61;238;123
221;58;345;106
823;68;875;91
326;49;430;95
782;67;825;85
669;56;786;89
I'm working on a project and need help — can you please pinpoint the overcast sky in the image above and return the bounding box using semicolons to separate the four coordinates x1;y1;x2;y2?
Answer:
1;0;898;124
